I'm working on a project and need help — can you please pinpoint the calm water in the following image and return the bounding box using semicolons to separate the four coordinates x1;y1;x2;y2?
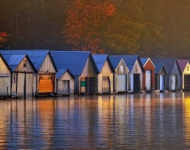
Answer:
1;92;190;149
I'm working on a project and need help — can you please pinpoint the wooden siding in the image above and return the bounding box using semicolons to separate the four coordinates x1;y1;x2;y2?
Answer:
130;60;143;91
81;58;96;77
57;71;74;95
96;60;113;94
168;63;181;90
155;67;167;91
102;60;112;76
115;59;129;74
15;57;34;72
142;59;155;91
181;62;190;90
131;60;143;74
0;57;10;75
0;56;11;96
12;73;34;96
39;54;56;73
0;76;10;96
11;56;35;97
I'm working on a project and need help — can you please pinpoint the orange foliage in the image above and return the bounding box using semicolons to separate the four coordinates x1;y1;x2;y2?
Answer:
63;0;116;53
0;32;8;46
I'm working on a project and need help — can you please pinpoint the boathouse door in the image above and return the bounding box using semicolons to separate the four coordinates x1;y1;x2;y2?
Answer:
134;74;140;92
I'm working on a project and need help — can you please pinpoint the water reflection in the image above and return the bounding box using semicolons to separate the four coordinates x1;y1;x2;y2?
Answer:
0;92;189;149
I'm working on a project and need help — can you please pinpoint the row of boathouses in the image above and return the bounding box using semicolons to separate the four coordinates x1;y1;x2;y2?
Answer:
0;49;190;98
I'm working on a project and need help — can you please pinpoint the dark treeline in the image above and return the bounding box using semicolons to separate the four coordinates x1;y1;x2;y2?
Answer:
0;0;190;58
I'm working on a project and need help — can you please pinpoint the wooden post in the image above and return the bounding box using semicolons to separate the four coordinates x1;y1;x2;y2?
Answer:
16;72;18;98
24;72;26;99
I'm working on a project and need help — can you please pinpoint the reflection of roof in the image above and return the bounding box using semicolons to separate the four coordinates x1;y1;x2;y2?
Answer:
0;50;50;71
154;63;167;74
109;55;143;72
177;59;189;72
56;69;74;80
51;51;95;76
151;58;176;74
2;54;26;71
109;56;123;70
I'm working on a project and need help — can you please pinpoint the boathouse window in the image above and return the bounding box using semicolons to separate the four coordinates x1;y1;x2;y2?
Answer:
120;66;124;73
187;66;189;71
23;60;27;68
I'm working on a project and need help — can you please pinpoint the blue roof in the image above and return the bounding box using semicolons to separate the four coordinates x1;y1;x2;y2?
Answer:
151;58;176;74
109;55;143;72
154;63;167;74
56;69;67;79
56;69;74;79
92;54;108;73
50;51;92;76
2;54;26;71
0;50;49;70
140;57;149;66
109;56;123;70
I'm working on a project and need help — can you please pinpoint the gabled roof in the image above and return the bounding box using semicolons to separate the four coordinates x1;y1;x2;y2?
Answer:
109;56;126;70
154;63;168;74
51;51;98;76
2;54;26;71
140;57;155;67
109;55;144;72
151;58;176;74
92;54;114;73
177;59;189;72
0;50;51;71
56;69;75;80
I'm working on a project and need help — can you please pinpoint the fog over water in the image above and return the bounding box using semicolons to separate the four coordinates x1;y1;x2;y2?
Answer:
0;92;190;149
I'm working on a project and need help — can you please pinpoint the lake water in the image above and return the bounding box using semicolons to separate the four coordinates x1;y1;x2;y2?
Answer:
1;92;190;149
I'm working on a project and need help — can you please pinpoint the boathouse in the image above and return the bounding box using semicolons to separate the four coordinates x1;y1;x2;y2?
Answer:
154;63;168;92
92;54;114;94
56;69;75;96
0;54;11;97
140;58;155;92
1;54;36;97
109;56;129;93
177;59;190;91
151;58;180;91
50;51;98;95
0;50;57;96
110;55;144;92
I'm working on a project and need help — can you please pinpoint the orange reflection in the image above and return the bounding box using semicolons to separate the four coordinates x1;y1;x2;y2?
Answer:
0;101;9;148
183;93;190;146
38;99;55;146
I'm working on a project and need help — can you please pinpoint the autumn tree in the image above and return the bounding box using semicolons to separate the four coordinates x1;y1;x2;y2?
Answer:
0;3;8;47
63;0;116;53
